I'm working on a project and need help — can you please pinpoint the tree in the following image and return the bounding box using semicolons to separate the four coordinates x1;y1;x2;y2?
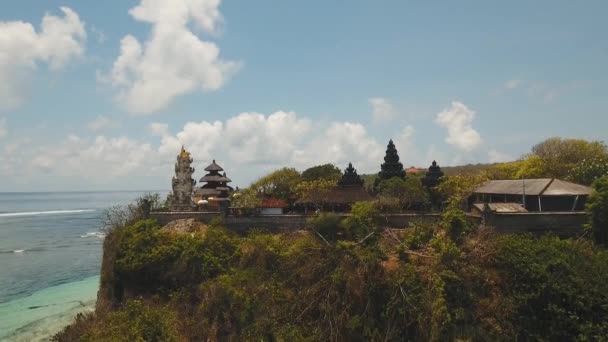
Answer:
293;179;337;202
301;163;342;182
436;173;490;205
231;188;262;208
377;177;429;211
515;155;549;179
586;175;608;245
528;138;608;179
250;168;301;201
568;158;608;186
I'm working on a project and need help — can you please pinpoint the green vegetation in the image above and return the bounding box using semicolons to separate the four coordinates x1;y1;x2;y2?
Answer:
376;177;429;211
301;163;342;182
587;175;608;245
55;137;608;341
56;198;608;341
441;138;608;186
249;167;302;201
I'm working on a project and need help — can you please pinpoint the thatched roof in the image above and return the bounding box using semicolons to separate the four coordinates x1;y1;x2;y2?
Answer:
200;174;231;183
296;185;373;205
204;160;224;172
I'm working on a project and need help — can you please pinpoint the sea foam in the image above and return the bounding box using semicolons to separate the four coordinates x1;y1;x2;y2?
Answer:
0;209;95;218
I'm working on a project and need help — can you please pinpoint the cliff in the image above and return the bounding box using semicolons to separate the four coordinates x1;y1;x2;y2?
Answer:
54;203;608;341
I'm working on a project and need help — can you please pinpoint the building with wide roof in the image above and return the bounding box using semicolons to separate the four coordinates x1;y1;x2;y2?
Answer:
472;178;592;212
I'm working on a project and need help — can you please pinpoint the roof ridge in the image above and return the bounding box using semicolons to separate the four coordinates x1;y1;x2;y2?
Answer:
538;178;555;196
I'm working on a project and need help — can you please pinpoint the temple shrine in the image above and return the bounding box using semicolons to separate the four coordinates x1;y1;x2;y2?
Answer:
194;160;233;209
166;146;196;211
422;160;445;188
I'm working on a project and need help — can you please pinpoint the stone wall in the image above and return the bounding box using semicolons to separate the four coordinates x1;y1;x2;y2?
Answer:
150;211;585;236
150;212;449;232
224;215;309;233
484;212;588;236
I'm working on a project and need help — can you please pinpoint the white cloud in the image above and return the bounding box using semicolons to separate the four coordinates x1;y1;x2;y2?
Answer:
369;97;398;123
22;110;389;188
393;125;420;167
0;7;86;110
435;101;482;152
88;115;118;131
107;0;241;114
0;117;6;138
488;149;513;163
296;122;384;173
31;135;154;178
224;111;311;165
9;109;504;190
504;79;521;90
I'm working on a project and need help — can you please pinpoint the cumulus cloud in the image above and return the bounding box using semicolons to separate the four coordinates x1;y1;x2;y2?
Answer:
296;122;384;173
31;135;154;177
107;0;241;114
0;7;86;110
393;125;420;166
87;115;118;131
224;111;311;165
0;117;6;138
23;110;390;188
435;101;482;152
369;97;398;123
488;149;513;163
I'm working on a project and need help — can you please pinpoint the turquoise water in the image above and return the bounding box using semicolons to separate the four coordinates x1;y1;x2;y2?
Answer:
0;192;164;341
0;276;98;341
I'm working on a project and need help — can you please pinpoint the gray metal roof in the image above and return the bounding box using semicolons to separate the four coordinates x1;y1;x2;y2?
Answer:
474;178;591;196
541;179;592;196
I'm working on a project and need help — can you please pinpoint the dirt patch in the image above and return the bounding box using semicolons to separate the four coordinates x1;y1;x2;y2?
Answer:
162;218;207;235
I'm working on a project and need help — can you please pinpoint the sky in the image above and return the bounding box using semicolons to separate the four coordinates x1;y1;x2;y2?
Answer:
0;0;607;192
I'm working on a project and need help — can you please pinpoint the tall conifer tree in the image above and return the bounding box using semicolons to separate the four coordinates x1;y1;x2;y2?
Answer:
378;139;406;181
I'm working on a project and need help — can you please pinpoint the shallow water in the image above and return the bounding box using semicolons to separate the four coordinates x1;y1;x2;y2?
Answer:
0;191;164;341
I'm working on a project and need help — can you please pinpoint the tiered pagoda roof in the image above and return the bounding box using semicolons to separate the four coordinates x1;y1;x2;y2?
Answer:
196;160;233;199
422;160;444;188
338;162;364;187
378;139;406;181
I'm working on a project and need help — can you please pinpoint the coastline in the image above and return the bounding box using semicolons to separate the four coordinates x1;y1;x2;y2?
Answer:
0;276;99;342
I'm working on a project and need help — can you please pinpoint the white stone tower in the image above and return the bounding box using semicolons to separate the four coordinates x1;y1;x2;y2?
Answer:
167;146;196;211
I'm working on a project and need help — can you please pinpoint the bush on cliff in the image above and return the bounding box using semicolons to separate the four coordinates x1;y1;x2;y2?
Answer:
492;234;608;340
57;204;608;341
114;219;238;295
587;175;608;245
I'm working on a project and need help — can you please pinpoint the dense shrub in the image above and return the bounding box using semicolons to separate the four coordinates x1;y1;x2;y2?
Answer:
493;235;608;340
114;220;238;294
586;175;608;245
59;215;608;341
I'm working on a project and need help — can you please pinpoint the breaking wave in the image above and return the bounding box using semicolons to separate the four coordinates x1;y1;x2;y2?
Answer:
0;209;95;218
80;232;106;239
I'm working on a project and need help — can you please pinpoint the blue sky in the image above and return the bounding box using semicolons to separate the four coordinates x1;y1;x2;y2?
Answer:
0;0;606;191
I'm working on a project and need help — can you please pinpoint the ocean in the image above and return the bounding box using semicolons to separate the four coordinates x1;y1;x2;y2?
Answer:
0;191;165;341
